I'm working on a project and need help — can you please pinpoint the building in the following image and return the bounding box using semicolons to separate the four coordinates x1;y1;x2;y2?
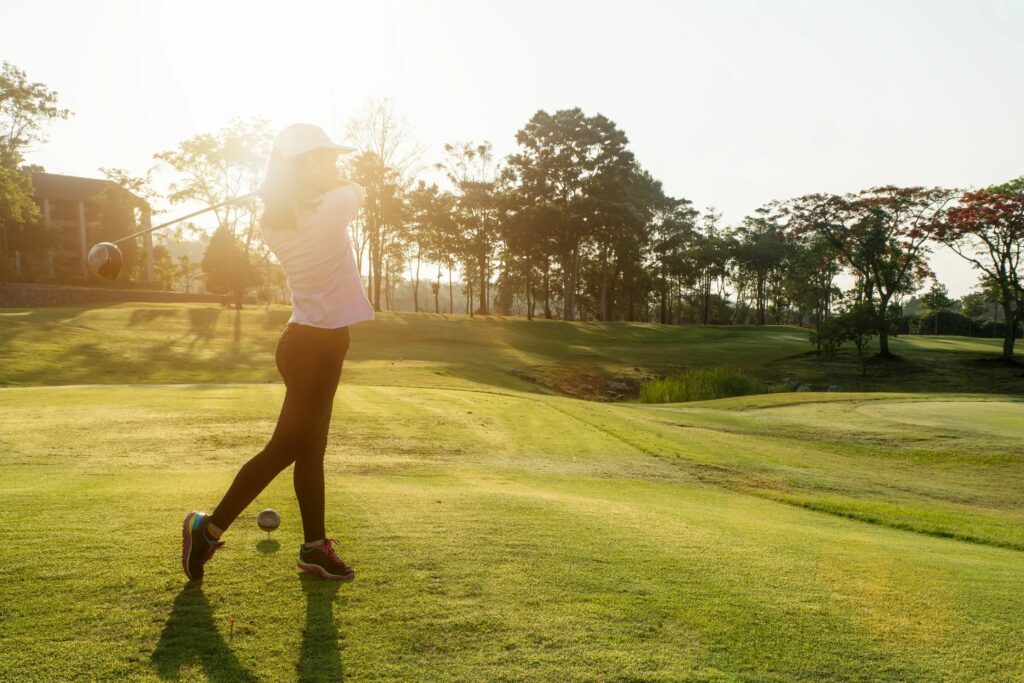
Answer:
29;172;154;280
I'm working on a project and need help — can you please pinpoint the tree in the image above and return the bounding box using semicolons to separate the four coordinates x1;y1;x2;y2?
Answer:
406;182;458;314
920;282;954;335
960;291;988;320
938;182;1024;361
0;165;43;278
346;99;422;311
437;142;501;315
783;232;841;349
811;301;877;375
178;254;201;294
583;164;673;321
0;62;71;279
500;192;561;319
154;117;271;305
201;226;257;305
0;61;72;167
505;108;635;320
959;290;990;337
788;186;955;357
152;245;176;290
734;206;790;325
649;194;698;324
347;150;406;310
688;209;732;325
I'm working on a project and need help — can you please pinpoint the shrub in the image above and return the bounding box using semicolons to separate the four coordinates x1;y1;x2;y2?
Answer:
639;368;769;403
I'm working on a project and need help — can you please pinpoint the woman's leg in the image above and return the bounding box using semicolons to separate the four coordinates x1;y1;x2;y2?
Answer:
207;326;340;534
293;394;334;544
294;329;349;544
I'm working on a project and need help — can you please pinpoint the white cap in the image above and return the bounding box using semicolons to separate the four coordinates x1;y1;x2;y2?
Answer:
272;123;357;158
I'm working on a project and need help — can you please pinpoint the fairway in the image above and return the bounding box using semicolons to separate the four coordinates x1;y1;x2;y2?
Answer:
855;400;1024;438
1;305;1023;681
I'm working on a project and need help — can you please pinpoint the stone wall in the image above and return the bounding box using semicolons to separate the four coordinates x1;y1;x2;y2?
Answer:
0;283;257;308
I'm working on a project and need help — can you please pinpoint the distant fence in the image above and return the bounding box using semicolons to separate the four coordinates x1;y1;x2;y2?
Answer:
0;283;256;308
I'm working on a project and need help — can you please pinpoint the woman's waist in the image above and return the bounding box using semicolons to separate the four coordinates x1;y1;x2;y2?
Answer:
284;321;350;333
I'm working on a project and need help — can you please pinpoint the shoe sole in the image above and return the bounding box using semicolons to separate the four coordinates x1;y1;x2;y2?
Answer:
297;561;355;581
181;510;198;580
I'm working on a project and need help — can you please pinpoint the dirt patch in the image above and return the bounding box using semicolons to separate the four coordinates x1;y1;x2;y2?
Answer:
509;364;656;401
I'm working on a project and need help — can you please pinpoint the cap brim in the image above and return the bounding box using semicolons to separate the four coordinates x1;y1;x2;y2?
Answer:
326;143;358;155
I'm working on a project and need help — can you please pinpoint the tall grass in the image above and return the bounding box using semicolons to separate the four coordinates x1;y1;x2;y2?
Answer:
639;368;771;403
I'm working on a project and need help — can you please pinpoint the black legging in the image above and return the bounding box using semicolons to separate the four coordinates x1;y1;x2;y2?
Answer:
209;322;350;543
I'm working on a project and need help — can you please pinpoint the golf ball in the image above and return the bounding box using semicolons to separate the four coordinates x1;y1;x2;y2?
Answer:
257;508;281;532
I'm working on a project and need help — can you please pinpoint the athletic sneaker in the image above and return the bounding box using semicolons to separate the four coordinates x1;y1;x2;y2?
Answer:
181;510;226;581
297;538;355;580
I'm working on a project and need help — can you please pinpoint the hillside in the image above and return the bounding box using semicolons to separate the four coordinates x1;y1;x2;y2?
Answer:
1;304;1020;394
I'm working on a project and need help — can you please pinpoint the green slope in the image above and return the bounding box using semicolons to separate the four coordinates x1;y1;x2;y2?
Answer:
1;303;1020;393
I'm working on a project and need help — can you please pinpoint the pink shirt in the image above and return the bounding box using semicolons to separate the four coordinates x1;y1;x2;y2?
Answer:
260;185;375;329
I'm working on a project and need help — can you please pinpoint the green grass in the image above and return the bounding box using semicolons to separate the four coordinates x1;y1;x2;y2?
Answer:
1;304;1019;393
639;368;773;403
1;304;1023;681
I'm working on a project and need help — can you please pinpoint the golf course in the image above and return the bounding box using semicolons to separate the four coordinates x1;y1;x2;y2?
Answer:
1;303;1022;681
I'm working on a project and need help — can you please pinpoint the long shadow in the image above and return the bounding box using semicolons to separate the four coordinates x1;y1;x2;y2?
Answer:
151;583;258;682
0;304;99;354
297;573;346;682
129;308;180;326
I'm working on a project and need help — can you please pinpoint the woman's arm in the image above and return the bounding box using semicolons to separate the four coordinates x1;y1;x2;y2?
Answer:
336;179;366;210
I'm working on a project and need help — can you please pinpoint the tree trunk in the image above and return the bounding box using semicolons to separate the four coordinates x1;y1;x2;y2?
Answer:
526;263;534;321
757;274;766;325
600;247;609;322
1001;301;1017;361
542;261;552;319
877;299;891;357
478;250;488;315
413;249;421;313
370;235;383;312
702;276;711;325
448;269;454;314
562;246;576;321
660;284;667;324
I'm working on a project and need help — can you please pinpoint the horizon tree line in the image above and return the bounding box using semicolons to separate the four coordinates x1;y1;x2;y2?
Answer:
1;60;1021;360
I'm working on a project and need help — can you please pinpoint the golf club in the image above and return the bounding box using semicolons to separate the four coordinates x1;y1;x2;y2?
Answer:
87;192;258;280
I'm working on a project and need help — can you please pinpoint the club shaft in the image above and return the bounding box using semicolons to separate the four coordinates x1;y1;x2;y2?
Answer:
112;192;258;245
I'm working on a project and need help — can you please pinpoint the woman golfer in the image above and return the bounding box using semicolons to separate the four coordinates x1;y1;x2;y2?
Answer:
181;123;373;582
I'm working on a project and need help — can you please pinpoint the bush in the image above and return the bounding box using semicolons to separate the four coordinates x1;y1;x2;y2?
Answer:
639;368;770;403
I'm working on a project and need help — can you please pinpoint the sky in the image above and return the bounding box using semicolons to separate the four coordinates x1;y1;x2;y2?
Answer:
4;0;1023;296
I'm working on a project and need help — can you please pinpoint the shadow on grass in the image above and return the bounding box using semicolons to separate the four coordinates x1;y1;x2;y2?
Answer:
129;308;180;326
297;573;346;682
151;582;258;682
256;539;280;554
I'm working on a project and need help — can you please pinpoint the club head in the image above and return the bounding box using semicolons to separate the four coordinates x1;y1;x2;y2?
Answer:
87;242;123;280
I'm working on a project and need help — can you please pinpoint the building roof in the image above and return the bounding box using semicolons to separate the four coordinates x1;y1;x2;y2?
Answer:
31;172;147;205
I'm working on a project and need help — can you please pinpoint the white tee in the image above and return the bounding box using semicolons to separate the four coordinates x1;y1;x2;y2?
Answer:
260;185;375;329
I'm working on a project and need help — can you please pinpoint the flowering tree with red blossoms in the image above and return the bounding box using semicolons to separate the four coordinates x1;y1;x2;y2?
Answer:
937;180;1024;362
786;186;956;357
